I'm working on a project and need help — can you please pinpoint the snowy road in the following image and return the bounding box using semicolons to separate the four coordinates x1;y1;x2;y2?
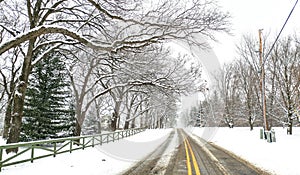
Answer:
3;128;288;175
122;128;271;175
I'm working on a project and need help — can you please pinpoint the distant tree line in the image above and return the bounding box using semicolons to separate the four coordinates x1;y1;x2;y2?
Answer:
195;34;299;134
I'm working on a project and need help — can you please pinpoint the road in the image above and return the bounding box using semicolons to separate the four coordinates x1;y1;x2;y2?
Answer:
122;128;271;175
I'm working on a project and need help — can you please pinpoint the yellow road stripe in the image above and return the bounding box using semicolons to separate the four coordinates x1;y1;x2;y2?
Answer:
186;138;201;175
184;139;192;175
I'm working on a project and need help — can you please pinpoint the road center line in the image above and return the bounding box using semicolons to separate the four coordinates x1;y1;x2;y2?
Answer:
184;139;192;175
186;138;201;175
188;133;230;175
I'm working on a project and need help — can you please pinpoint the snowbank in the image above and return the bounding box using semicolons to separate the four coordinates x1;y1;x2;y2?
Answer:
1;129;172;175
191;127;300;175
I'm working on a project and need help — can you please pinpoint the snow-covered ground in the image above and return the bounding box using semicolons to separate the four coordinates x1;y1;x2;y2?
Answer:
1;129;172;175
191;127;300;175
2;127;300;175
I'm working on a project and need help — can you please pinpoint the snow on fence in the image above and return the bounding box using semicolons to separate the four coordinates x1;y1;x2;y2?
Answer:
0;128;146;171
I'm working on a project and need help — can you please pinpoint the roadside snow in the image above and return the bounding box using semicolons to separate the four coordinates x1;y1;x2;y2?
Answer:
151;129;179;175
1;129;172;175
2;127;299;175
191;127;300;175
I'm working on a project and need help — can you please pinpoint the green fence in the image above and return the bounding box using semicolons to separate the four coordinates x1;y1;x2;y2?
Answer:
0;128;146;171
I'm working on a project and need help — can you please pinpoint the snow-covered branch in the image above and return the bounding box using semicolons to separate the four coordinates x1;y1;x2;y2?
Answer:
0;25;112;55
32;43;62;66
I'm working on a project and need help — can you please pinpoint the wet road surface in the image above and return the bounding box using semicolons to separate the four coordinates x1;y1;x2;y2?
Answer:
122;128;271;175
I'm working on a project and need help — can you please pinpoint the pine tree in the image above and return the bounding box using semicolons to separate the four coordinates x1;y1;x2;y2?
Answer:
20;53;76;141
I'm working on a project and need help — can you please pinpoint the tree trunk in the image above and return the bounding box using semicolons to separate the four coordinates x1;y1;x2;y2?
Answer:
6;113;22;154
72;120;82;145
249;120;254;131
288;121;293;135
6;84;27;153
3;100;13;139
246;95;254;131
6;39;35;153
124;121;129;130
97;121;101;134
111;114;117;131
160;117;164;128
140;116;143;128
248;111;253;131
117;114;121;129
131;118;135;128
74;109;86;136
124;112;131;129
2;74;16;139
156;117;159;129
111;100;122;131
288;113;293;135
74;120;82;136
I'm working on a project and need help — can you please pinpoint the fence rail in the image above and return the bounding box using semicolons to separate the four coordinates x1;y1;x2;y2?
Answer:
0;128;146;171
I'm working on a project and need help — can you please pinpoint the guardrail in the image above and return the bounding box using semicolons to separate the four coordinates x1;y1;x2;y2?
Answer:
0;127;146;171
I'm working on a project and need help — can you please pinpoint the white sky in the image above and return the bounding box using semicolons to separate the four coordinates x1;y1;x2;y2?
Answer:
211;0;300;64
178;0;300;113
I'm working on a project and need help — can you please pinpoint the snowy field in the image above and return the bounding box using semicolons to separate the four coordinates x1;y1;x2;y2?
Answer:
191;127;300;175
1;127;300;175
0;129;173;175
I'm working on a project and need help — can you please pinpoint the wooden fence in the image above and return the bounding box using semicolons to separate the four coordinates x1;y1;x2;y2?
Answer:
0;128;146;171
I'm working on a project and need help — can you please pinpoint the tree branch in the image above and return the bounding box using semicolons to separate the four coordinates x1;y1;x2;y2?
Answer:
0;25;111;55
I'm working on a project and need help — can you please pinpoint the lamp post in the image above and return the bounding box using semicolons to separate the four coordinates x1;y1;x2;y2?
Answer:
258;29;269;131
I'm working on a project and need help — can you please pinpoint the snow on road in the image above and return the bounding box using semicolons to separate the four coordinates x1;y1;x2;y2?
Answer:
191;127;300;175
1;129;172;175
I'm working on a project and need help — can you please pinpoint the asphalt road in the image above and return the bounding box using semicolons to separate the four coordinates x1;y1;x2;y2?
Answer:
122;128;272;175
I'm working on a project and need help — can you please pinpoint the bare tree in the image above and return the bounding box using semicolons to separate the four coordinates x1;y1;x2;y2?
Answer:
214;62;242;128
97;44;202;130
235;59;258;130
0;0;230;152
272;37;300;134
68;51;103;136
235;34;275;129
123;92;142;129
0;48;21;138
217;34;300;132
235;36;263;130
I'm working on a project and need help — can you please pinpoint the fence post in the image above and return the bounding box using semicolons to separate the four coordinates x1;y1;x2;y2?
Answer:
0;147;3;172
82;138;85;150
100;135;102;145
92;136;95;147
53;143;57;157
31;146;34;163
70;140;73;153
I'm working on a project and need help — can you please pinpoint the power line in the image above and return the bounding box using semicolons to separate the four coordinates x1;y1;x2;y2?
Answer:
264;0;298;63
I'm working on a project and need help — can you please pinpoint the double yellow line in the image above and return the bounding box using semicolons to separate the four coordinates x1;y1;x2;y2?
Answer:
184;138;201;175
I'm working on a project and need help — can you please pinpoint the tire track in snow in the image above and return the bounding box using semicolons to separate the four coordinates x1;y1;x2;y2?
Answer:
122;129;176;175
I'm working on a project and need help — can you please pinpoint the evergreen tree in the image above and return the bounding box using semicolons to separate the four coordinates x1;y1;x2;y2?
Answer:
21;53;76;141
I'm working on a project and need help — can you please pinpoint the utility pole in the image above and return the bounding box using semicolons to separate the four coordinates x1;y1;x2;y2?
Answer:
258;29;269;131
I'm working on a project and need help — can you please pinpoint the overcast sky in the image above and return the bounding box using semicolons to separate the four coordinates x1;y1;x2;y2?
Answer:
178;0;299;111
211;0;300;64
